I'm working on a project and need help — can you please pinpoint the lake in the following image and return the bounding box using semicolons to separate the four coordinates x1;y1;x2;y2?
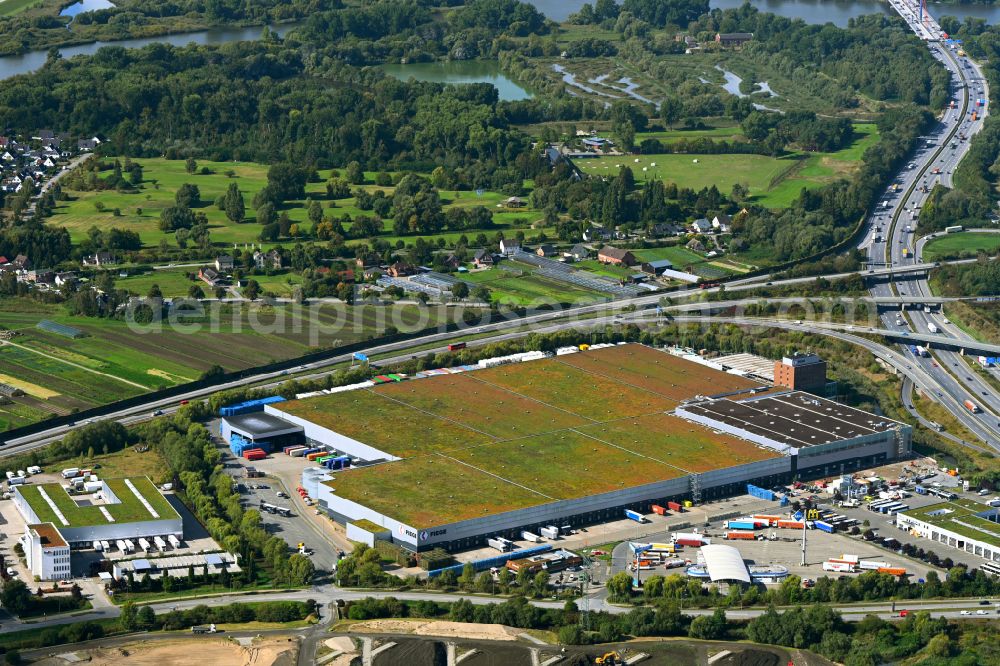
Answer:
531;0;1000;27
60;0;115;18
380;61;533;102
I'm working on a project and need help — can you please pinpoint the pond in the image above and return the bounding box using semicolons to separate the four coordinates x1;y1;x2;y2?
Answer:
380;60;532;102
60;0;116;18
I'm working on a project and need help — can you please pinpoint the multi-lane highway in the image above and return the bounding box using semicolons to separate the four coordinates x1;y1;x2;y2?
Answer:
861;2;1000;447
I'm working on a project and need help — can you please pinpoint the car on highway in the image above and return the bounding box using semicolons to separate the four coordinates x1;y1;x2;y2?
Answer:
976;610;988;616
961;610;971;615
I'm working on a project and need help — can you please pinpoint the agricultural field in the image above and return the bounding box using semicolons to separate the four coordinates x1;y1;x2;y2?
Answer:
0;296;462;431
51;157;544;249
923;231;1000;261
302;344;783;527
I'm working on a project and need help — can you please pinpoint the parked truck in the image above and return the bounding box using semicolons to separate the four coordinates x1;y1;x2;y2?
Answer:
624;509;647;523
724;520;757;531
540;525;560;540
672;533;710;547
726;531;756;540
168;534;182;548
651;504;668;516
814;520;835;533
487;537;513;552
520;531;542;543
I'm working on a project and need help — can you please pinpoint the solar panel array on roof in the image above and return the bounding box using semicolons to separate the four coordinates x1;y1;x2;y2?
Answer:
682;391;902;448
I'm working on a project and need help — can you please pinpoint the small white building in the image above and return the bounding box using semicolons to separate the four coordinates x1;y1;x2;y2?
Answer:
23;523;71;581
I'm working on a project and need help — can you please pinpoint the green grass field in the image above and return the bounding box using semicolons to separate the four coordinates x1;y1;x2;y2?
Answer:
923;232;1000;261
53;158;543;249
631;246;706;269
462;268;605;306
0;0;47;17
578;123;878;210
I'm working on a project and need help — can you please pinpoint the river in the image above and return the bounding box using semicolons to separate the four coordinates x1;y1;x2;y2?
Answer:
0;1;998;82
0;23;299;81
532;0;1000;27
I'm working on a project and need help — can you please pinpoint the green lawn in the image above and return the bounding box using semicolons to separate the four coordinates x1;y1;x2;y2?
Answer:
632;246;705;268
923;232;1000;261
462;268;605;305
635;124;744;143
578;123;878;210
0;0;47;17
53;158;544;249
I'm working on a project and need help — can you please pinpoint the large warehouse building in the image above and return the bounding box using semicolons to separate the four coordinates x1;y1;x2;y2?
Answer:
264;344;911;553
896;498;1000;563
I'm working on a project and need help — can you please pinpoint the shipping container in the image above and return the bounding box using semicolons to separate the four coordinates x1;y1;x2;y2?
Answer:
651;504;667;515
667;501;683;512
168;535;181;548
520;531;542;543
306;452;325;461
487;537;513;552
138;538;150;552
878;567;907;576
726;531;757;540
724;520;757;531
100;540;111;552
814;521;835;533
625;509;646;523
776;520;805;529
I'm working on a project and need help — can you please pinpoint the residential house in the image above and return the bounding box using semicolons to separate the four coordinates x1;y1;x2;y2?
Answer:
34;129;54;142
650;222;682;238
83;252;115;267
691;218;712;234
597;247;637;267
77;138;100;152
54;272;76;287
581;137;613;153
199;267;221;286
354;254;380;270
535;244;557;258
566;243;591;261
502;196;526;209
582;226;611;243
641;259;674;276
253;249;283;270
214;255;234;273
712;213;732;232
687;238;706;252
440;254;461;270
715;32;753;47
12;255;30;270
387;262;418;278
544;146;562;167
499;238;521;256
27;270;54;284
473;249;497;268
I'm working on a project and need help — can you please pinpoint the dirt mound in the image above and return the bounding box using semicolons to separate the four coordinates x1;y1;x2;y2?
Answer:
349;619;520;641
50;637;298;666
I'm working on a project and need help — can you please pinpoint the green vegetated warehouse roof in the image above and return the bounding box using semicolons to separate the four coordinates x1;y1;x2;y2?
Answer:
306;344;781;528
901;498;1000;548
18;477;179;527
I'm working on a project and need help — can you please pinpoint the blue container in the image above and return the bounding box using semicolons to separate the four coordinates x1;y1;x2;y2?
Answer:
814;520;834;533
726;520;757;531
625;509;645;523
